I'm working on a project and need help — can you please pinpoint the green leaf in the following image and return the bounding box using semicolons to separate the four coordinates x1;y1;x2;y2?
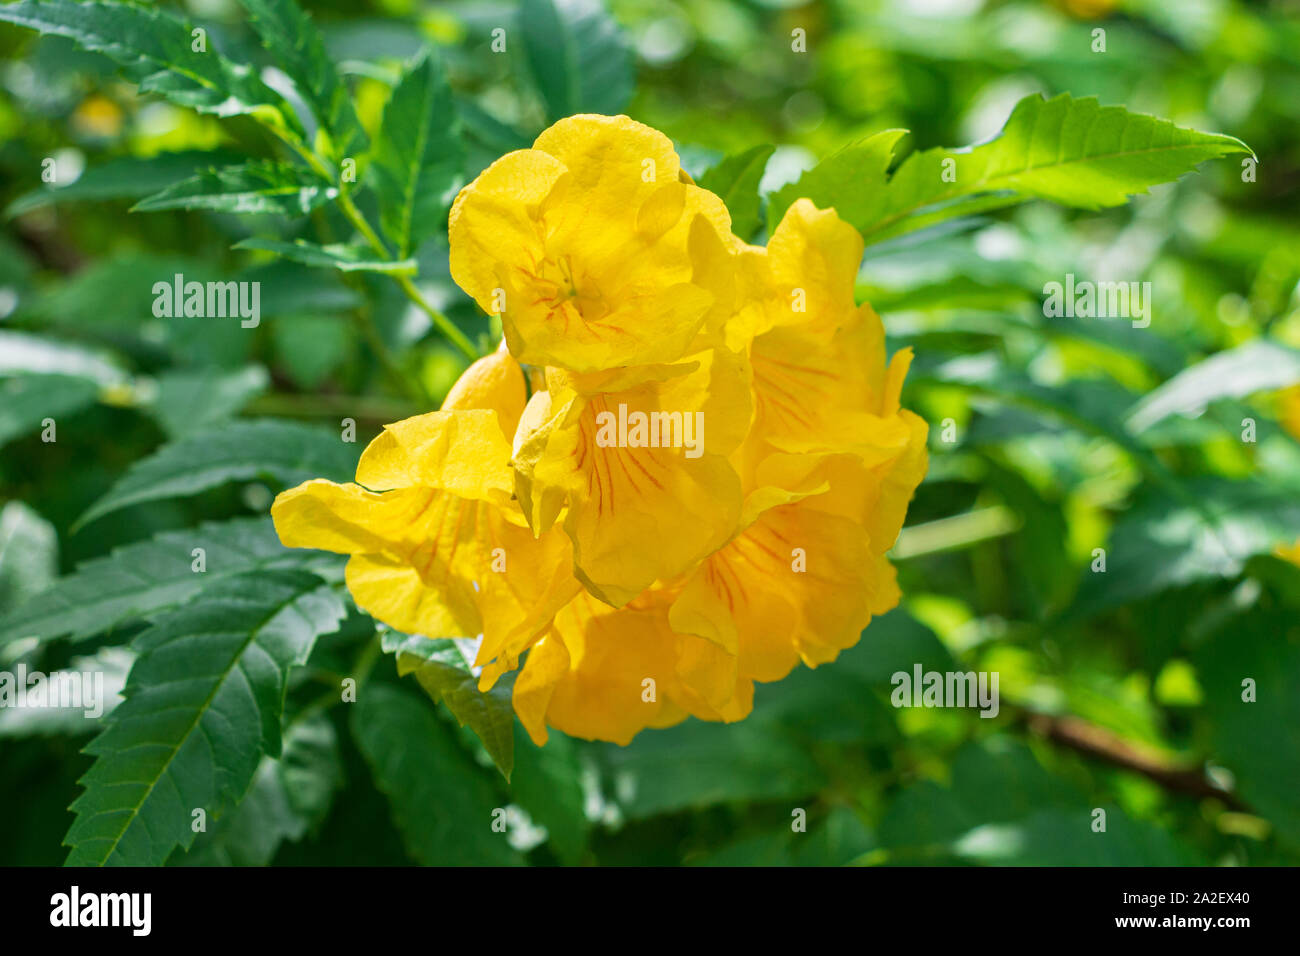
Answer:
177;711;343;865
143;366;270;439
0;374;100;448
369;47;465;258
1069;478;1300;617
381;629;514;779
351;684;522;865
238;0;366;160
697;144;775;242
237;0;366;160
5;150;240;218
0;330;128;384
0;517;341;646
132;161;338;216
0;501;58;616
518;0;633;123
0;0;300;136
510;727;589;865
77;419;359;528
879;740;1202;865
64;570;345;865
1126;339;1300;433
768;129;904;236
1196;607;1300;847
600;718;828;820
778;93;1251;245
234;238;416;275
0;647;131;738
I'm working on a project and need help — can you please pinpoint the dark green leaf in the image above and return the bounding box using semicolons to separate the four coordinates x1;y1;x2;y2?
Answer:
351;684;521;865
238;0;365;160
0;0;301;136
518;0;633;122
178;711;343;865
0;517;340;646
77;419;359;528
65;570;346;865
5;150;240;218
697;144;775;242
0;374;100;448
143;366;270;439
369;47;465;257
381;629;514;779
234;238;416;275
133;161;338;216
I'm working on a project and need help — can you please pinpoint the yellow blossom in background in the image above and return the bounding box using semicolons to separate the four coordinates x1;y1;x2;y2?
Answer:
272;115;929;747
1279;384;1300;443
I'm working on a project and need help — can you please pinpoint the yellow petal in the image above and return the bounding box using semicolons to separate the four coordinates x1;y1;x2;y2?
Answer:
670;496;889;686
442;343;528;438
448;148;566;317
356;409;514;505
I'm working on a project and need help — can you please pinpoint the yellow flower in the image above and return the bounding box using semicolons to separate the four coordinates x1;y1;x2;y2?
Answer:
273;116;930;749
448;114;736;374
1278;539;1300;566
271;348;579;681
504;196;928;745
511;346;751;607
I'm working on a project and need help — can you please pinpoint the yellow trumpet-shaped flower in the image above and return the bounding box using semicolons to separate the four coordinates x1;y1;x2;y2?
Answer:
448;114;736;374
271;348;579;680
273;116;929;749
511;346;751;607
503;196;928;745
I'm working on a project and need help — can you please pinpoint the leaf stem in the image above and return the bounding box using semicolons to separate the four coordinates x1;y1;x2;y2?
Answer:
334;190;481;362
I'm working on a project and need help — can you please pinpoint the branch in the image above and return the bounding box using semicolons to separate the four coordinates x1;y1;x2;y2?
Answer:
1024;711;1250;812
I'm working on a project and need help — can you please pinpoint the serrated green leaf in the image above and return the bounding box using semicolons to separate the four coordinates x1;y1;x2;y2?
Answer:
768;129;904;236
369;47;465;258
0;0;300;136
143;365;269;439
351;684;522;865
132;161;338;216
1127;339;1300;433
234;238;416;275
238;0;365;161
64;570;345;865
177;711;342;865
776;94;1250;244
697;144;775;242
381;629;514;779
77;419;359;528
5;150;241;218
518;0;633;123
0;517;340;646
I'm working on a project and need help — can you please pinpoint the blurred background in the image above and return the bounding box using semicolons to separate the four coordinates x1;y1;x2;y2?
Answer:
1;0;1298;865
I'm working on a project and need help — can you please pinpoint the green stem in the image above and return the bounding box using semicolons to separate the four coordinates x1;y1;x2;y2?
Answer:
335;191;481;363
276;129;483;367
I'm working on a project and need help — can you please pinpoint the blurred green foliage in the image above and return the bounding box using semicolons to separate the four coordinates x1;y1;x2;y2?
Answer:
1;0;1298;866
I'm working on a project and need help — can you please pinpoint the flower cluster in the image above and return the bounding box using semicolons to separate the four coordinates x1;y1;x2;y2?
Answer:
272;115;929;745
